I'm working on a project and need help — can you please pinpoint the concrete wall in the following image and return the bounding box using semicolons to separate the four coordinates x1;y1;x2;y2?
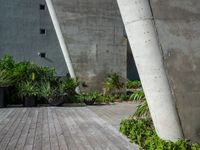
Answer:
150;0;200;143
50;0;127;90
0;0;67;76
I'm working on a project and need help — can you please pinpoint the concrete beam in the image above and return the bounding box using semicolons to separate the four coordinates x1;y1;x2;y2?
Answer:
45;0;76;78
116;0;183;141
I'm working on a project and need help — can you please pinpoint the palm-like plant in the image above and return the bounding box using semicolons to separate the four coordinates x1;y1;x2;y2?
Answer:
39;80;67;106
18;81;39;97
0;70;16;87
39;81;58;99
103;73;124;95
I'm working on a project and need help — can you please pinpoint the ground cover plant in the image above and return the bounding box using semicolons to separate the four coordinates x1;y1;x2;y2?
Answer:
120;118;200;150
119;81;200;150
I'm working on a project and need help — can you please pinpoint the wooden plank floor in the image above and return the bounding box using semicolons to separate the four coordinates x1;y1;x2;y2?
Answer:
88;102;137;129
0;104;139;150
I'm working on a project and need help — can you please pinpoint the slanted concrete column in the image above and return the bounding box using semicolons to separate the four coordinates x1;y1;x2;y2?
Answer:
116;0;183;141
45;0;76;78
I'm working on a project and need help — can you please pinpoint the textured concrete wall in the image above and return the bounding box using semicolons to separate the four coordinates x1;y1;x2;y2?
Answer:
150;0;200;143
51;0;127;90
0;0;67;76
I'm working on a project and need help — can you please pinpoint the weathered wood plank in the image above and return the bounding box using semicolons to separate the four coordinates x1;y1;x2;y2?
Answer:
24;108;38;150
41;107;51;150
0;109;16;132
33;108;43;150
52;108;68;150
6;108;30;150
55;108;79;150
83;108;139;150
0;104;139;150
88;102;137;128
61;108;93;150
15;108;35;150
0;109;12;122
70;108;119;150
48;107;60;150
0;109;22;143
0;108;27;150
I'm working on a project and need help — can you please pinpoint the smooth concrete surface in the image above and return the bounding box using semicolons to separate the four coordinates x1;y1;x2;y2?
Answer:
117;0;183;141
150;0;200;143
0;0;139;89
0;0;68;76
50;0;127;90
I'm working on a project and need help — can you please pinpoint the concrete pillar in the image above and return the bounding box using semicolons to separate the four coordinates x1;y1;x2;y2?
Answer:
45;0;76;78
116;0;183;141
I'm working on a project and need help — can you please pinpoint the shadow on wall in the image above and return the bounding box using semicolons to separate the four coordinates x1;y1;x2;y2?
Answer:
127;41;140;81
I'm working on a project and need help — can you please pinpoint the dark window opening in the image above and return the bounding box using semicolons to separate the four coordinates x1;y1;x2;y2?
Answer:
40;29;46;35
40;4;45;10
38;52;46;58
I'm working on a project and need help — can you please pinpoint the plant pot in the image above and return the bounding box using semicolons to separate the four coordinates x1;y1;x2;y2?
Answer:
0;87;7;108
84;99;95;105
23;96;37;107
48;95;66;106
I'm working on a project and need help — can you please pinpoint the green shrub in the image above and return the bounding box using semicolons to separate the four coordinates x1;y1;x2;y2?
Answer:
0;70;16;87
59;77;79;95
121;84;200;150
129;90;145;102
39;66;55;80
119;93;129;101
120;118;200;150
39;81;58;99
76;91;100;104
133;100;150;118
76;91;116;104
98;94;115;103
18;81;39;97
103;73;124;95
0;55;15;71
126;80;141;89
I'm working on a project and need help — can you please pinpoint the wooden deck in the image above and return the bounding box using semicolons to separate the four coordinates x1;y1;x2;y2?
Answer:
89;102;137;129
0;103;139;150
